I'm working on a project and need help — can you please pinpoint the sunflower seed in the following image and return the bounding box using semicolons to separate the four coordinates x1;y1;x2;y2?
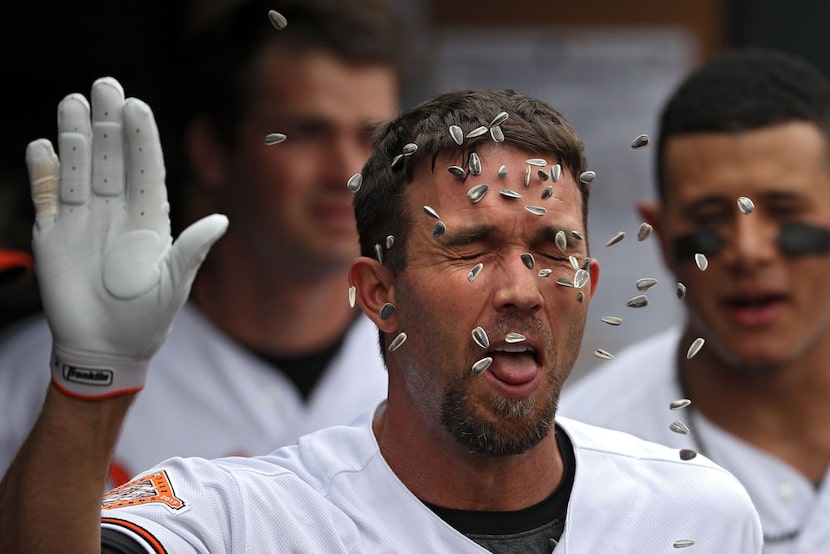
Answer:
541;186;553;200
670;398;692;410
472;326;490;349
471;356;493;375
593;348;614;360
637;222;653;241
576;291;585;303
467;125;488;139
538;268;552;277
490;111;509;127
432;221;446;239
606;231;625;247
635;277;658;291
526;158;547;167
676;282;687;299
375;244;383;264
673;539;695;549
538;169;549;182
523;166;531;187
737;196;754;214
391;153;404;169
551;164;561;182
579;170;596;185
490;125;505;143
571;230;584;240
467;184;489;204
388;332;407;352
348;285;356;308
569;255;579;270
521;253;535;270
402;142;418;155
626;294;648;308
386;235;395;249
498;165;507;178
346;173;363;192
525;205;547;216
423;205;440;219
505;332;526;344
380;303;396;320
630;133;649;149
573;268;590;288
581;257;591;270
555;230;568;251
449;125;464;145
694;253;708;271
686;337;705;359
601;316;622;326
669;421;690;434
268;9;288;30
264;132;287;145
678;449;697;461
557;277;575;288
468;263;483;282
469;152;482;175
448;165;466;179
499;188;522;199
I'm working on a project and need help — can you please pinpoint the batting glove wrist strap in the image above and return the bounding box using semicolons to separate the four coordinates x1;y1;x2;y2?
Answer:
50;346;149;399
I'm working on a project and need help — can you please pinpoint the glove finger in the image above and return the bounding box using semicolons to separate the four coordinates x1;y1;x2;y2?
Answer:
91;77;126;197
123;97;168;236
57;93;92;207
26;139;60;227
167;214;228;291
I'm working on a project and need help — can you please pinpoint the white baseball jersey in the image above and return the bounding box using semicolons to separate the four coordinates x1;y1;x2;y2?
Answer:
100;406;762;552
560;327;830;554
0;302;388;487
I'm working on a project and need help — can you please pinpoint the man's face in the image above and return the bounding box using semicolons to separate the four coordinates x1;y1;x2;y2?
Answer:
648;121;830;371
389;144;597;456
227;49;399;276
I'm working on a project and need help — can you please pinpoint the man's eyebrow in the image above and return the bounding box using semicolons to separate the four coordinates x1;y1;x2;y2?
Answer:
440;225;500;248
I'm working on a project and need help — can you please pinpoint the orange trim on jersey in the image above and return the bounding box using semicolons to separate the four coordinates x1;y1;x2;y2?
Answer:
51;377;144;400
103;470;185;511
102;517;167;553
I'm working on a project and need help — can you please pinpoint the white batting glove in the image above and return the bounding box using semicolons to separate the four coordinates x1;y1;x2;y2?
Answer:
26;77;228;400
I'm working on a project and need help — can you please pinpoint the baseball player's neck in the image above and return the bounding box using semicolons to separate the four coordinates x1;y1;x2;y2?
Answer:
679;328;830;482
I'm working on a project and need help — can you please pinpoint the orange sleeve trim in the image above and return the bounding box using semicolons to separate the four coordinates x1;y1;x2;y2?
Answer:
101;517;168;554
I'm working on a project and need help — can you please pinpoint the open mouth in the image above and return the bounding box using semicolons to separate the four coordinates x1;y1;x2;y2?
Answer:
722;293;787;326
485;344;541;386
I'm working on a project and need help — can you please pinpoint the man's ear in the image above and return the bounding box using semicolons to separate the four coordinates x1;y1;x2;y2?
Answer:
185;116;229;190
349;256;398;332
638;200;674;272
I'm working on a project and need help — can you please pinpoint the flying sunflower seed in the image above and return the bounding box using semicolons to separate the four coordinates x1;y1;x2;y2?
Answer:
467;183;488;204
635;277;658;291
490;125;505;143
551;164;562;182
579;170;596;185
386;235;395;249
469;152;482;175
538;268;552;277
576;291;585;303
467;125;488;139
581;257;591;270
499;188;522;199
606;231;625;247
402;142;418;155
525;205;547;216
268;9;288;30
555;230;568;251
490;111;509;127
423;205;440;219
380;303;396;320
678;449;697;461
593;348;615;360
557;277;575;288
569;255;579;270
471;356;494;375
505;332;526;344
526;158;547;167
686;337;705;359
637;222;653;241
670;398;692;411
571;230;584;240
541;186;553;200
600;316;623;326
737;196;754;214
630;133;649;149
472;326;489;349
523;166;531;187
264;132;287;145
673;539;695;549
695;253;708;271
676;282;687;299
669;421;690;434
449;125;464;145
573;268;590;289
538;169;549;182
468;263;483;282
521;253;535;270
448;165;466;179
498;165;508;178
347;172;363;193
375;244;383;264
626;294;648;308
391;153;404;169
388;332;407;352
348;285;356;308
432;221;446;239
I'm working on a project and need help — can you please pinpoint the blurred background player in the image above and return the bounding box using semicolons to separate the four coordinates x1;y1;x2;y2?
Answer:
0;0;410;487
560;48;830;553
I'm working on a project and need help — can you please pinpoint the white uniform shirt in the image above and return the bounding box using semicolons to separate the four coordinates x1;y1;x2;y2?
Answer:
560;327;830;554
0;303;388;486
101;407;762;553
